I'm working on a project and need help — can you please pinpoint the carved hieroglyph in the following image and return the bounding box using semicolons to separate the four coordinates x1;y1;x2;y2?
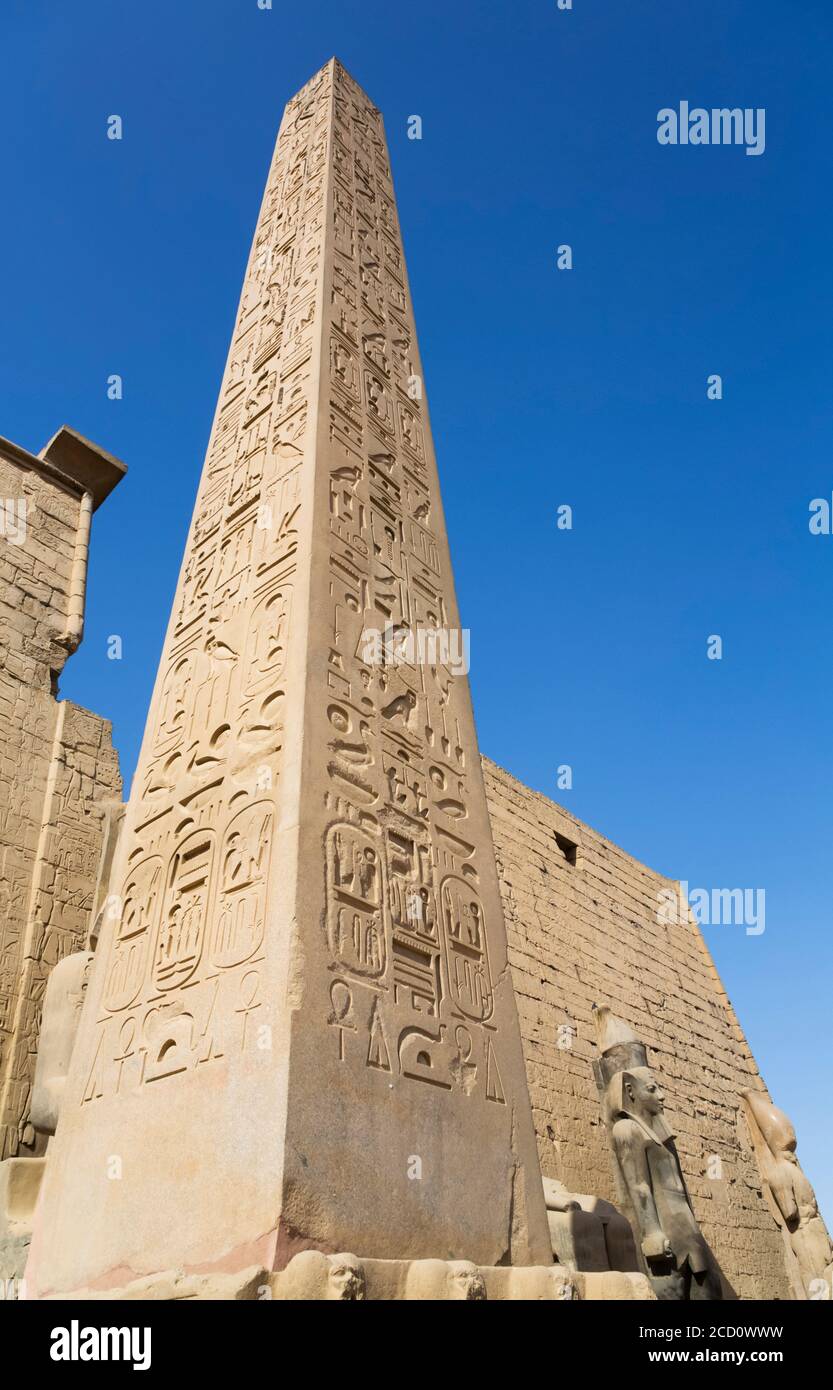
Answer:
25;59;550;1296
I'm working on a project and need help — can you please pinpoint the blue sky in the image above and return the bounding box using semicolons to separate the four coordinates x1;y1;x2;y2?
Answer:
2;1;831;1221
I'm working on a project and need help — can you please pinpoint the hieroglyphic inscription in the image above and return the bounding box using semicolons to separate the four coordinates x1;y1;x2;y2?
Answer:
321;62;502;1104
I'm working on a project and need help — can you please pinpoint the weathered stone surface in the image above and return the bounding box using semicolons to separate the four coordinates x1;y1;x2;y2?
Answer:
483;758;799;1300
41;1266;268;1302
577;1270;656;1301
0;431;123;1164
0;1155;44;1232
0;1155;45;1283
24;59;550;1299
0;1156;45;1284
52;1254;639;1301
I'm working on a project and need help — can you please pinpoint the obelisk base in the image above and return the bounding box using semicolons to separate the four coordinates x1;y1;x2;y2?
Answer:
29;1253;655;1301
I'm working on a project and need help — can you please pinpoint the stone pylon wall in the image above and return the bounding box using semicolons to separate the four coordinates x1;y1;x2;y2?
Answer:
25;60;550;1298
483;757;795;1300
0;440;122;1162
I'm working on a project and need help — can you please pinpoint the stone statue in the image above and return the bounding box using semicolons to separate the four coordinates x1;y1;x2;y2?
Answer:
0;948;94;1285
29;951;94;1138
593;1007;722;1301
542;1176;639;1274
742;1090;833;1297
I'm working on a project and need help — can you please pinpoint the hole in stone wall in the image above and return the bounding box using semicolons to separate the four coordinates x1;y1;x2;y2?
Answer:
554;832;578;867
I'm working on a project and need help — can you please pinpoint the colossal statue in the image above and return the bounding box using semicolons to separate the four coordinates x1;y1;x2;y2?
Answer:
743;1090;832;1298
592;1006;722;1301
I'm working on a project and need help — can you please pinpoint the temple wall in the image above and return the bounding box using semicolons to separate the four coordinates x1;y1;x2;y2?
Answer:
483;756;793;1300
0;440;121;1159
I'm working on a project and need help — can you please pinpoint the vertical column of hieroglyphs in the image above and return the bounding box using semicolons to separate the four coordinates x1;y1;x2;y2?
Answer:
322;65;493;1083
289;60;549;1264
24;65;335;1296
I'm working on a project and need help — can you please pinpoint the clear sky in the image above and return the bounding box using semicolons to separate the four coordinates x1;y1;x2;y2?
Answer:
2;1;831;1222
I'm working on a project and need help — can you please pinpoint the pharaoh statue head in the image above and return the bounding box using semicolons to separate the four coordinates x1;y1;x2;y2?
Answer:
606;1065;675;1145
593;1006;673;1143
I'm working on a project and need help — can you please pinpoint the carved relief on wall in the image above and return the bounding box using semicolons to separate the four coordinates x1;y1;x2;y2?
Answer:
154;830;214;992
440;877;493;1022
311;59;510;1110
243;583;291;695
103;857;162;1013
326;823;385;980
212;803;273;969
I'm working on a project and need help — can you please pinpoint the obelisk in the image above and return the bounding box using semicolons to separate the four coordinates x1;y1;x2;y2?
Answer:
25;59;550;1296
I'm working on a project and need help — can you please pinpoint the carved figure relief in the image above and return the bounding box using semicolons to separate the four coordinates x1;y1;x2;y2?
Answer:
104;858;162;1012
155;832;214;991
326;824;386;979
212;804;273;968
440;878;493;1021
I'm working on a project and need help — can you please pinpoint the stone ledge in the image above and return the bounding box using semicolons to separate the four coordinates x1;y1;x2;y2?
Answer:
31;1253;656;1302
